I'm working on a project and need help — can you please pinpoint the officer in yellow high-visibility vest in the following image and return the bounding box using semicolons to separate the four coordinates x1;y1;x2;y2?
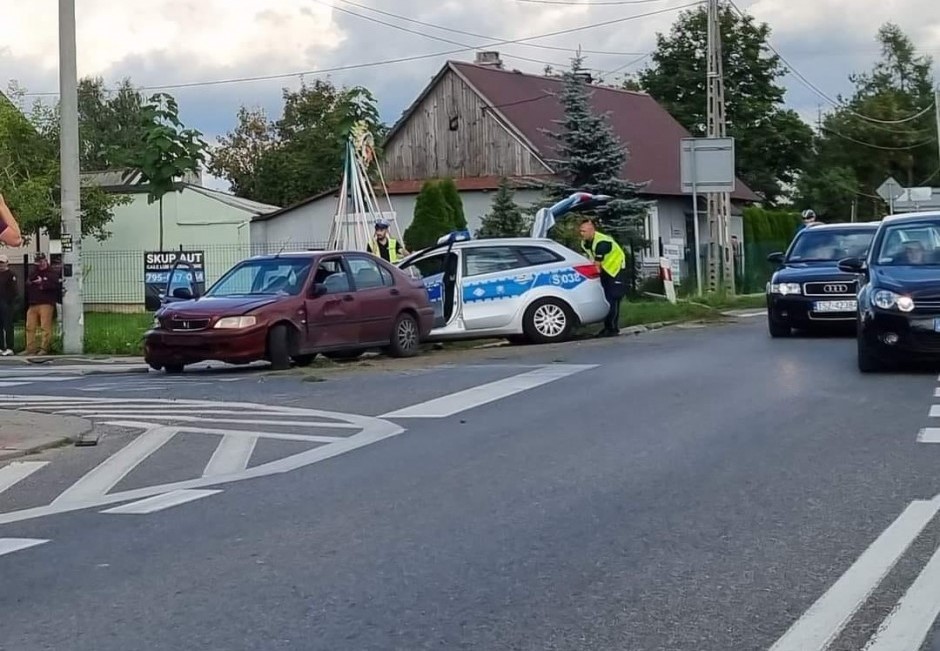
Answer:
367;219;408;263
579;218;627;337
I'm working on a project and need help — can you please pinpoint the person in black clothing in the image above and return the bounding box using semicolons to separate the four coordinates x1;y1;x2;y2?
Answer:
0;253;18;355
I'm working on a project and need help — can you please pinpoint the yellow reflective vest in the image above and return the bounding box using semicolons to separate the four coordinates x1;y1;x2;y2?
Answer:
371;237;400;263
581;231;625;278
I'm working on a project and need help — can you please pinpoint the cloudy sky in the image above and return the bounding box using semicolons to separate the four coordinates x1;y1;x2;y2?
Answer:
1;0;938;190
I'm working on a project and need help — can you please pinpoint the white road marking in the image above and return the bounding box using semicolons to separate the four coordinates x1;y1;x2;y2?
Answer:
52;426;178;505
0;381;29;387
769;497;940;651
203;435;257;476
929;405;940;417
381;364;596;418
53;412;357;429
0;400;402;526
863;544;940;650
0;538;49;557
100;422;342;444
916;428;940;443
0;461;49;495
101;489;222;514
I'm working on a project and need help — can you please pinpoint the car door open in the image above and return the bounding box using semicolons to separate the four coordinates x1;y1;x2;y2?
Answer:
401;250;460;329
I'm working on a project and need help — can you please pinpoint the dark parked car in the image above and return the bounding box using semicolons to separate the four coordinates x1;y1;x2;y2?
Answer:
839;211;940;372
144;251;435;373
766;222;878;337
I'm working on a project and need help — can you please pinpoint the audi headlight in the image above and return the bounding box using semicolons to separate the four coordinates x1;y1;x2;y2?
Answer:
872;289;914;312
771;282;801;295
214;316;257;329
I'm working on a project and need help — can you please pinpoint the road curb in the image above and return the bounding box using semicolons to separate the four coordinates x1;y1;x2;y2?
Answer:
0;409;94;461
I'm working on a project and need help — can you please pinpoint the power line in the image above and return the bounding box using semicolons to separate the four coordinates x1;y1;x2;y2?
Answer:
333;0;647;57
820;125;936;151
23;1;701;97
512;0;675;5
728;0;936;125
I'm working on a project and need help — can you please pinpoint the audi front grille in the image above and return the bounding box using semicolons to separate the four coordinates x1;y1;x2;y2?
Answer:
803;281;857;297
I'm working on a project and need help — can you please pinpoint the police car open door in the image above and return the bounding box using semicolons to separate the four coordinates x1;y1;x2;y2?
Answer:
400;247;461;330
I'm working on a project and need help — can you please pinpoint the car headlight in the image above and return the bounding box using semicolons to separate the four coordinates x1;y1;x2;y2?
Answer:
872;289;914;312
771;282;801;295
152;315;161;329
214;316;257;329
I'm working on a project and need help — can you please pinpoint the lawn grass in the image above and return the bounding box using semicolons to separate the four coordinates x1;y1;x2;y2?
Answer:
8;294;755;357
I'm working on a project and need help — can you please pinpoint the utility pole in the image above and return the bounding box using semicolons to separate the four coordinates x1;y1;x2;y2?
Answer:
706;0;733;294
935;88;940;182
59;0;83;353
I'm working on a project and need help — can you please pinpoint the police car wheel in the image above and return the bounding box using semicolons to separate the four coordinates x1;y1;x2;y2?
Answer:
523;298;574;344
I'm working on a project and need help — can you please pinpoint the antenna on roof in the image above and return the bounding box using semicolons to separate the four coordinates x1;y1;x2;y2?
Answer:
275;237;292;258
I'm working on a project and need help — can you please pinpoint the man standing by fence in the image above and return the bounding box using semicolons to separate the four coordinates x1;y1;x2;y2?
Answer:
25;253;62;356
0;254;17;355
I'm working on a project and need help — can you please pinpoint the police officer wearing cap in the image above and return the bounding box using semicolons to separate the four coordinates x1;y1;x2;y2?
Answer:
367;220;408;263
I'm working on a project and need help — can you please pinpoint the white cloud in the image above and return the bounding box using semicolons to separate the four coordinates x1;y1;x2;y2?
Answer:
0;0;341;76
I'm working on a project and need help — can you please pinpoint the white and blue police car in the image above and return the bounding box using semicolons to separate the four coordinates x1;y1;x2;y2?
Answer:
398;232;609;344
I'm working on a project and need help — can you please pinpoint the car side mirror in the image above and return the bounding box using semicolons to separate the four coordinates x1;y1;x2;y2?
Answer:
767;252;785;264
310;283;328;298
171;287;194;300
837;257;866;273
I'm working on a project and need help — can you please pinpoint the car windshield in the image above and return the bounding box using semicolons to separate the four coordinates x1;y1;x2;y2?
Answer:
206;258;312;297
787;229;874;262
876;221;940;265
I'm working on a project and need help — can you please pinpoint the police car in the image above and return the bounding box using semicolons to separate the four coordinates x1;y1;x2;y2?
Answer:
398;233;609;344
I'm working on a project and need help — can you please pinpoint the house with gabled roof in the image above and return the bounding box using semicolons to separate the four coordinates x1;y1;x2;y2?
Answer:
251;52;758;279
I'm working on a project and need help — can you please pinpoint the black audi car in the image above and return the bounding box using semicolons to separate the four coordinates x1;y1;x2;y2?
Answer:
838;211;940;372
766;222;879;337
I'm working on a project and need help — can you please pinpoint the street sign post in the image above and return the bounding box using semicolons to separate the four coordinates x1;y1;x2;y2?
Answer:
680;137;735;295
877;177;904;214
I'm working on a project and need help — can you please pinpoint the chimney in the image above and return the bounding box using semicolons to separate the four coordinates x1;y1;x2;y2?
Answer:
475;51;503;68
574;71;593;85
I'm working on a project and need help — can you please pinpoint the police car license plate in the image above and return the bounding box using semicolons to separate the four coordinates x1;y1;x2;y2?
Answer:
814;300;856;312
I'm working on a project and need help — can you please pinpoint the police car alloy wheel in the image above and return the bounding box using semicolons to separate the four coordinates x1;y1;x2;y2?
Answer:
523;298;574;344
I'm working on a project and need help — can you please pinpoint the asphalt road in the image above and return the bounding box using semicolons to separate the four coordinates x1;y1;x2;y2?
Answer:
4;317;940;650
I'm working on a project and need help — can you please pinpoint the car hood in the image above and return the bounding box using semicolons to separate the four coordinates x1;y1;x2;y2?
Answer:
871;266;940;298
162;296;278;317
774;262;857;283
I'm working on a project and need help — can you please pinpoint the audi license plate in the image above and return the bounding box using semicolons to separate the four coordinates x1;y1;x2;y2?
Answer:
814;300;857;312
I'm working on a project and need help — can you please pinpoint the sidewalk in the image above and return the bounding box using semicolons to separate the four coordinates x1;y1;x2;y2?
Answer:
0;355;148;374
0;409;93;461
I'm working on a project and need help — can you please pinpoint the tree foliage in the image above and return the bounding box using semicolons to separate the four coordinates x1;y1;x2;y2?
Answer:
0;86;127;242
124;93;207;248
541;55;649;253
76;77;148;171
477;178;527;238
437;177;467;229
799;23;937;219
404;181;455;249
637;5;813;205
209;81;384;207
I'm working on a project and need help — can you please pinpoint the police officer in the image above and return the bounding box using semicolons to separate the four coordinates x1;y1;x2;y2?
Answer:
798;209;821;231
367;219;407;262
579;218;626;337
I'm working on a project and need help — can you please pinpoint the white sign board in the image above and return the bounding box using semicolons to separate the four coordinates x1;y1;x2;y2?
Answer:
877;177;904;202
662;244;682;259
901;187;933;202
680;137;736;193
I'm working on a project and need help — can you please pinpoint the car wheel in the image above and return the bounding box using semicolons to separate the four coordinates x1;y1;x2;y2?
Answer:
387;312;420;358
857;333;883;373
292;354;317;367
523;298;574;344
323;350;364;361
164;363;184;375
268;324;292;371
768;312;790;338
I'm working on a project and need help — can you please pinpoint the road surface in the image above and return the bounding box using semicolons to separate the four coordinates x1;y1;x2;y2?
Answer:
3;317;940;650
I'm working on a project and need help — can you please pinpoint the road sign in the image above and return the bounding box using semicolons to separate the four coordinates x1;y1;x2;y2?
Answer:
901;187;933;202
680;137;736;193
877;177;904;201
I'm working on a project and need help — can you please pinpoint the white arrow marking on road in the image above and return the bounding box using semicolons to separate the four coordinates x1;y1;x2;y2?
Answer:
769;497;940;651
203;435;257;476
863;543;940;649
382;364;596;418
52;426;178;505
0;538;49;557
101;489;222;515
0;461;49;496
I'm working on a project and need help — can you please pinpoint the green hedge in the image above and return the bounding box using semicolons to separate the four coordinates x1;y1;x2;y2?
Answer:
740;207;801;293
